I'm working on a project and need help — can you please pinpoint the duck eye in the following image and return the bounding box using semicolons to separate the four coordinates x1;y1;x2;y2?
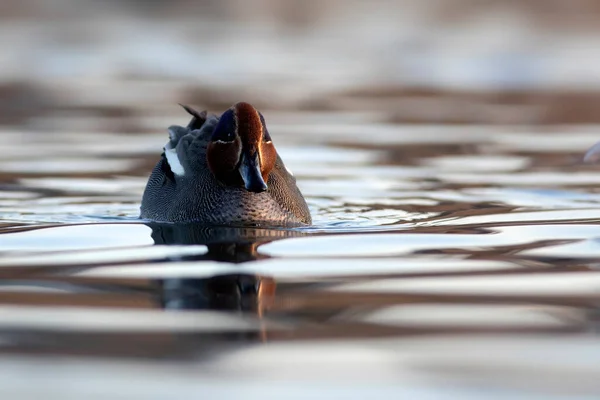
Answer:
263;129;272;143
259;113;272;143
214;129;236;142
212;110;237;143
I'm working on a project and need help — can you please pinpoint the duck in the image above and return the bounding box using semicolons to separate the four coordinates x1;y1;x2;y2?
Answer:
140;102;311;226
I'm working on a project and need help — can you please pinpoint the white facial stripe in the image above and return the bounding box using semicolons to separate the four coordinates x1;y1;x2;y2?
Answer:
165;148;185;176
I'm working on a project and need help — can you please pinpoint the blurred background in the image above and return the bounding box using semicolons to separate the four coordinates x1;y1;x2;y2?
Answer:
4;1;600;399
4;0;600;126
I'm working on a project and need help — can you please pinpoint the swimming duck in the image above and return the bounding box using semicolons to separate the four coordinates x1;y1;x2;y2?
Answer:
140;102;311;225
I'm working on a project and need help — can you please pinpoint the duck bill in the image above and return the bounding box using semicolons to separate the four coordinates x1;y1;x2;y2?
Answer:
239;152;267;193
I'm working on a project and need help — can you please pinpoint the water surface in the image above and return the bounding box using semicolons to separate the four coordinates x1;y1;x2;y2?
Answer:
2;109;600;399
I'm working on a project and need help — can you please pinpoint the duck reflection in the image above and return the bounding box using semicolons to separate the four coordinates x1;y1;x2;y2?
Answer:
159;274;276;315
148;222;303;314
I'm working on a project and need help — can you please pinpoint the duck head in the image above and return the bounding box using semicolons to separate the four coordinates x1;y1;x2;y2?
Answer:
206;102;277;193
